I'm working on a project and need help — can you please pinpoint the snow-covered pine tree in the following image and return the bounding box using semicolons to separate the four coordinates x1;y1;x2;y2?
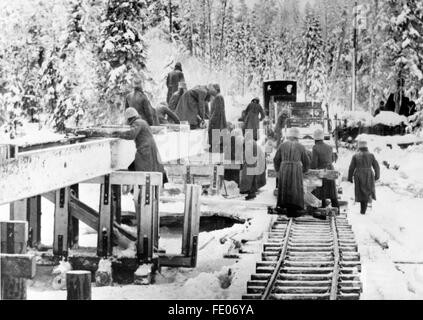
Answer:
100;0;148;120
297;5;326;102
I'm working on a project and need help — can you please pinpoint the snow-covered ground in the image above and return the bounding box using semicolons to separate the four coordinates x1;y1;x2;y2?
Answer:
336;139;423;299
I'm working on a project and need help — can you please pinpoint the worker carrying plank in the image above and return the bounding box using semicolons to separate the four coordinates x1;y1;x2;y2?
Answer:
115;108;168;184
310;128;339;209
175;85;216;129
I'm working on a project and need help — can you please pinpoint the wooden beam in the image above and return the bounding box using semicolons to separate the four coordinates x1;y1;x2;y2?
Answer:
43;192;99;231
0;221;29;300
0;254;36;278
0;139;116;205
158;254;194;268
27;196;42;247
53;187;70;257
84;171;163;186
0;221;27;254
98;175;113;257
181;185;201;267
135;175;157;262
69;185;79;248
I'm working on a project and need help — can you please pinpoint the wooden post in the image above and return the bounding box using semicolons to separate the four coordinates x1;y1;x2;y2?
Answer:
10;196;42;248
136;174;154;262
98;175;113;257
0;221;28;300
53;187;70;257
66;271;91;300
69;184;79;248
111;185;122;225
181;185;201;266
153;185;160;252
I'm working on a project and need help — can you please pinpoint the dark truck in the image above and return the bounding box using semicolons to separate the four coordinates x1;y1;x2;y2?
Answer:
263;80;335;152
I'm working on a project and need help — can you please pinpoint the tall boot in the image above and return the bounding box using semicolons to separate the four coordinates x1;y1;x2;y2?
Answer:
360;201;368;215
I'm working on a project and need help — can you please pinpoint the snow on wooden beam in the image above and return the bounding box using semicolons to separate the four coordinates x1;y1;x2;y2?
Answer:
0;128;207;205
0;139;119;205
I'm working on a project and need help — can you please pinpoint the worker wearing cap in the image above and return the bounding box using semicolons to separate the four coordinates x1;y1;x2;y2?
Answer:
117;108;167;184
169;81;187;111
273;127;310;217
311;128;339;209
348;139;380;214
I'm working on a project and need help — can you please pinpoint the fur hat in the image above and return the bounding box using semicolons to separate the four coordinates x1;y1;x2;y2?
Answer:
313;128;324;140
125;107;139;121
287;127;300;139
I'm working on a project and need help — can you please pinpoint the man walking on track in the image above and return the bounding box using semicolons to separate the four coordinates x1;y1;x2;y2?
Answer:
348;139;380;215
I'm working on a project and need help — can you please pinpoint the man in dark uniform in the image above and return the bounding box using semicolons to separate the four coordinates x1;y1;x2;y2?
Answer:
125;79;156;126
273;127;310;217
311;128;339;208
116;108;168;184
348;140;380;215
166;62;185;104
169;81;187;111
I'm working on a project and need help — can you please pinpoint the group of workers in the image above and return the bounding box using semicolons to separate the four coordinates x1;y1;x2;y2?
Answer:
272;126;380;216
118;61;380;216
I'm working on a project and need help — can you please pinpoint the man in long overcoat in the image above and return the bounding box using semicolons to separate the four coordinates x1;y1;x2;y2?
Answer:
348;140;380;214
274;109;290;147
208;84;227;152
169;81;187;111
244;98;266;141
311;128;338;208
175;85;213;129
166;62;185;104
118;108;167;184
125;79;156;126
273;127;310;217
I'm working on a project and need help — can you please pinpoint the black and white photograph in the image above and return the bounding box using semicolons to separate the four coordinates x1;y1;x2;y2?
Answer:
0;0;423;303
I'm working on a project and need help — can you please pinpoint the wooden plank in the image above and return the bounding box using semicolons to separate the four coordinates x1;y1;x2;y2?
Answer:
27;196;41;247
153;186;160;252
9;200;27;221
84;171;163;186
0;139;116;205
158;254;194;268
44;192;99;231
0;221;28;300
111;185;122;224
69;185;79;248
181;185;201;263
166;164;224;176
97;175;113;257
0;254;36;278
136;178;154;261
53;187;70;257
0;221;27;254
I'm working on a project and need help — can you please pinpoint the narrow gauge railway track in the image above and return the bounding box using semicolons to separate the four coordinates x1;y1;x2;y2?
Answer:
243;216;362;300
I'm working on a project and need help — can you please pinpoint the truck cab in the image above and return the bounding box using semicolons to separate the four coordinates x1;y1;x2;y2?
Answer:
263;80;336;154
